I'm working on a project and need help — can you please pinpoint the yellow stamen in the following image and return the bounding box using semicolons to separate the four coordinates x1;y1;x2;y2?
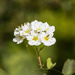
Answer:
37;28;41;31
33;36;38;41
44;36;49;41
46;29;49;31
25;30;30;33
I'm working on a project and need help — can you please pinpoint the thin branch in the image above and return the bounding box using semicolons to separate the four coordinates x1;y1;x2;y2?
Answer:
36;46;43;68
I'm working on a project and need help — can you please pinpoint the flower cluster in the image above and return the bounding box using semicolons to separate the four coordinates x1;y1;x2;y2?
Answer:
13;20;56;46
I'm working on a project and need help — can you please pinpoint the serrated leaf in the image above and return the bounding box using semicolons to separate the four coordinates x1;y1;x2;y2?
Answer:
47;58;56;69
62;59;75;75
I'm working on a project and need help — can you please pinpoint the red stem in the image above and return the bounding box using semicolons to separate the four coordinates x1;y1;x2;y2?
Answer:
36;46;43;68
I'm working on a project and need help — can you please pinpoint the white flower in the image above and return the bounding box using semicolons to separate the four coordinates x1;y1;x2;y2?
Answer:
13;34;25;44
26;31;41;46
40;32;56;46
46;26;55;34
31;20;44;32
20;23;31;36
13;26;25;44
14;30;19;36
14;27;20;36
13;20;56;46
43;22;50;31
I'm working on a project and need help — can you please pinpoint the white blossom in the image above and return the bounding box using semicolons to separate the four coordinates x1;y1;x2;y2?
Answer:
14;28;20;36
13;35;24;44
26;31;41;46
13;20;56;46
40;32;56;46
43;22;50;31
46;26;55;34
13;26;25;44
31;20;45;32
20;23;31;36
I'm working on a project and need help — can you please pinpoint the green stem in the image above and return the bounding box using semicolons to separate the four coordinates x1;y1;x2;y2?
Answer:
36;46;43;68
39;45;45;52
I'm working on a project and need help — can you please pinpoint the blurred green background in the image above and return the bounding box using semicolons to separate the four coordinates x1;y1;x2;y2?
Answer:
0;0;75;75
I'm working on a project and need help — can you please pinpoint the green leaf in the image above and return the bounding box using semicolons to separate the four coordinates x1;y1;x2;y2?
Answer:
62;59;75;75
47;58;56;69
0;68;8;75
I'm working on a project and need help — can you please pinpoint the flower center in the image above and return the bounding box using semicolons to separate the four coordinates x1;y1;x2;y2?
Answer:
46;28;49;31
20;36;23;39
44;36;49;41
25;30;30;33
33;36;38;41
37;28;41;31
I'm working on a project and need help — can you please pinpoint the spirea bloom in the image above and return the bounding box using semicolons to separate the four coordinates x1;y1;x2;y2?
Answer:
26;30;41;46
13;20;56;46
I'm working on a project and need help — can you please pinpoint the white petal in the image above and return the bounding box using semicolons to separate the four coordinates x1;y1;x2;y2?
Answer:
26;36;33;40
43;41;51;46
19;31;24;36
41;37;56;46
31;30;37;36
28;40;41;46
48;33;54;37
17;39;23;44
49;38;56;45
13;38;17;42
40;32;46;38
28;41;34;45
49;26;55;33
27;22;30;26
31;20;38;25
14;31;19;36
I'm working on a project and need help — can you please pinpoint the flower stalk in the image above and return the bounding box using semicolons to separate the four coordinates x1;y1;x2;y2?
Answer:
36;46;43;68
